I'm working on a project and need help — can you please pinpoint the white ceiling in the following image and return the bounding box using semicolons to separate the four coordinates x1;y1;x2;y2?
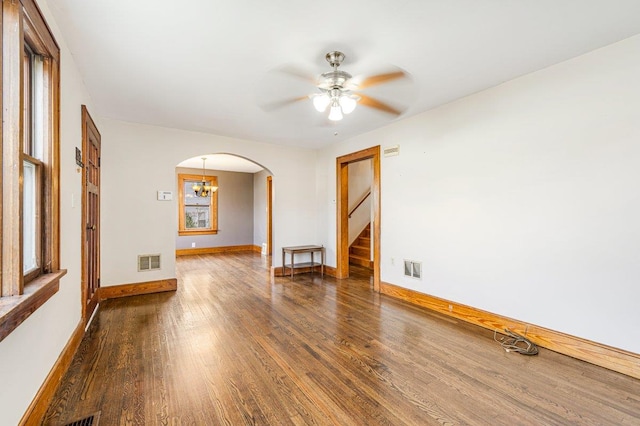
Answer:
49;0;640;149
177;154;264;173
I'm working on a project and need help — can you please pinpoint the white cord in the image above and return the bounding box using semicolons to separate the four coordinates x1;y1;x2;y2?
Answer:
494;328;538;356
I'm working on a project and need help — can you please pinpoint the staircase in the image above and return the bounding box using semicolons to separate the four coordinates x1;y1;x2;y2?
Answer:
349;223;372;268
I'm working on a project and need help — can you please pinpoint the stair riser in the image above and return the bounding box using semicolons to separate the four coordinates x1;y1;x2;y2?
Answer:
350;246;369;257
349;256;373;268
357;237;370;246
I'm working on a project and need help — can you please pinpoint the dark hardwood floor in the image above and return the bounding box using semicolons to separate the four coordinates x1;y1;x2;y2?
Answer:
44;252;640;425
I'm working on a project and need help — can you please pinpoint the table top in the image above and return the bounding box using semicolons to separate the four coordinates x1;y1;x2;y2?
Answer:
282;245;324;252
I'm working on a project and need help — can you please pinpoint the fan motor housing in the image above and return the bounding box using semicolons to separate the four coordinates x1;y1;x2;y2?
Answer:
318;70;352;90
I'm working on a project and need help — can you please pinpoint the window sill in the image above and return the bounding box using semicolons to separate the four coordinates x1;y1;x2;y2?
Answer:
178;230;219;236
0;269;67;342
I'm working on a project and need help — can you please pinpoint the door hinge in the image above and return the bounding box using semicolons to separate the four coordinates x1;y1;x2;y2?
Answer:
98;157;101;167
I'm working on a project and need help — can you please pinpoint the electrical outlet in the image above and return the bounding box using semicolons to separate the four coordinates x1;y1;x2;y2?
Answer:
191;242;196;248
391;257;395;265
448;304;453;312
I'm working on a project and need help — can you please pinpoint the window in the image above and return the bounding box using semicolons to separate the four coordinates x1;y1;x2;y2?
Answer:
0;0;65;342
178;173;218;235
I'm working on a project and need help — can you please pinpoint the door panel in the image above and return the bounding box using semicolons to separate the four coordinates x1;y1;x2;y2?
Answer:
82;105;101;324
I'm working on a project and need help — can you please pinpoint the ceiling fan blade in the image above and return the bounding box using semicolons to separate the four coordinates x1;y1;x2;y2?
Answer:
260;96;308;112
358;94;402;116
354;71;407;90
276;65;317;84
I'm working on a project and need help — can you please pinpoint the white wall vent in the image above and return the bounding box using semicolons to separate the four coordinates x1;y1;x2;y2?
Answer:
138;254;161;272
404;260;422;279
383;145;400;157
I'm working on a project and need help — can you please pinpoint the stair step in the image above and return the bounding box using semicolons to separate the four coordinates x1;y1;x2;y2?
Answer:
349;254;372;268
350;245;370;257
357;237;370;245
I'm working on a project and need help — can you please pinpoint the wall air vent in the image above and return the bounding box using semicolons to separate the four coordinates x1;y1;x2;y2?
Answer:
383;145;400;157
138;254;161;272
404;260;422;279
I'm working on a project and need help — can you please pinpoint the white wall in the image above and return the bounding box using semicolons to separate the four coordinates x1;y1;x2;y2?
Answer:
0;1;96;424
348;159;373;245
253;170;270;249
175;167;254;250
101;119;318;286
318;35;640;354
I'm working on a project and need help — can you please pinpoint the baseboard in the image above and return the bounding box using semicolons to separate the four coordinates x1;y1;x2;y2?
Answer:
380;281;640;379
99;278;177;300
271;265;338;278
176;245;259;256
20;320;85;425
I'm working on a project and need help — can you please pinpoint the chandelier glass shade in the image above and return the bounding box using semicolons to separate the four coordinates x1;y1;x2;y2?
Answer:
192;157;218;197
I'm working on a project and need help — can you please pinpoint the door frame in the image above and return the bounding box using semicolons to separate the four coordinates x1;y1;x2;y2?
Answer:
81;105;101;325
266;176;273;255
336;146;381;291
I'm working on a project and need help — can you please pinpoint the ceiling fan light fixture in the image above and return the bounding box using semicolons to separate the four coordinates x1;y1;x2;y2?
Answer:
339;94;357;114
313;93;330;112
328;103;343;121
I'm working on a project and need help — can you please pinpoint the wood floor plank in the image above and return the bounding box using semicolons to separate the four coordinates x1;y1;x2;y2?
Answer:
43;252;640;425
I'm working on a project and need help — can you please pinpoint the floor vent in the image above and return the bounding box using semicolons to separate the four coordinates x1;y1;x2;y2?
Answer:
138;254;161;271
63;411;100;426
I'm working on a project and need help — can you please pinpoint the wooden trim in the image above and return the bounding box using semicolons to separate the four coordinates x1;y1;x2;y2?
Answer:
371;149;381;292
49;47;61;273
336;158;349;279
20;0;59;62
2;0;24;296
19;320;84;426
175;245;258;256
99;278;177;301
380;281;640;379
0;269;66;342
271;265;337;278
336;146;381;291
177;172;218;235
266;176;273;256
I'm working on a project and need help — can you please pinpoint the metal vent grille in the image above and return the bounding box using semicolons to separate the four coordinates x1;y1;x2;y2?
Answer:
404;260;422;279
63;411;100;426
138;254;161;271
383;145;400;157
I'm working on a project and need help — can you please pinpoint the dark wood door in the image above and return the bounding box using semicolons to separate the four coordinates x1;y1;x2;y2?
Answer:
82;105;101;324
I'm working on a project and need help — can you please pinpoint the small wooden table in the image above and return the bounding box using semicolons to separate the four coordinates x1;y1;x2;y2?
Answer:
282;245;325;279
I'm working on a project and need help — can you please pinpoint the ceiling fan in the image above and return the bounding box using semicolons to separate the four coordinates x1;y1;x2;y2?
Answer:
263;51;410;121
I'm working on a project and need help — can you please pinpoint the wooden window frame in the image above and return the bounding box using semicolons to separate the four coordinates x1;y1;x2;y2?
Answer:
0;0;66;343
177;173;218;236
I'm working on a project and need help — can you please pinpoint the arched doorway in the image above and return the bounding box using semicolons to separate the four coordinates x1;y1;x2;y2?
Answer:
175;153;274;261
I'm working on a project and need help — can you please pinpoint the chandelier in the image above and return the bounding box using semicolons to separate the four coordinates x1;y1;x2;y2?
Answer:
192;157;217;197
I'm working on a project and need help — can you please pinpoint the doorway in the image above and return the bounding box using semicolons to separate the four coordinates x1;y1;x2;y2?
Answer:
81;105;101;325
336;146;381;291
